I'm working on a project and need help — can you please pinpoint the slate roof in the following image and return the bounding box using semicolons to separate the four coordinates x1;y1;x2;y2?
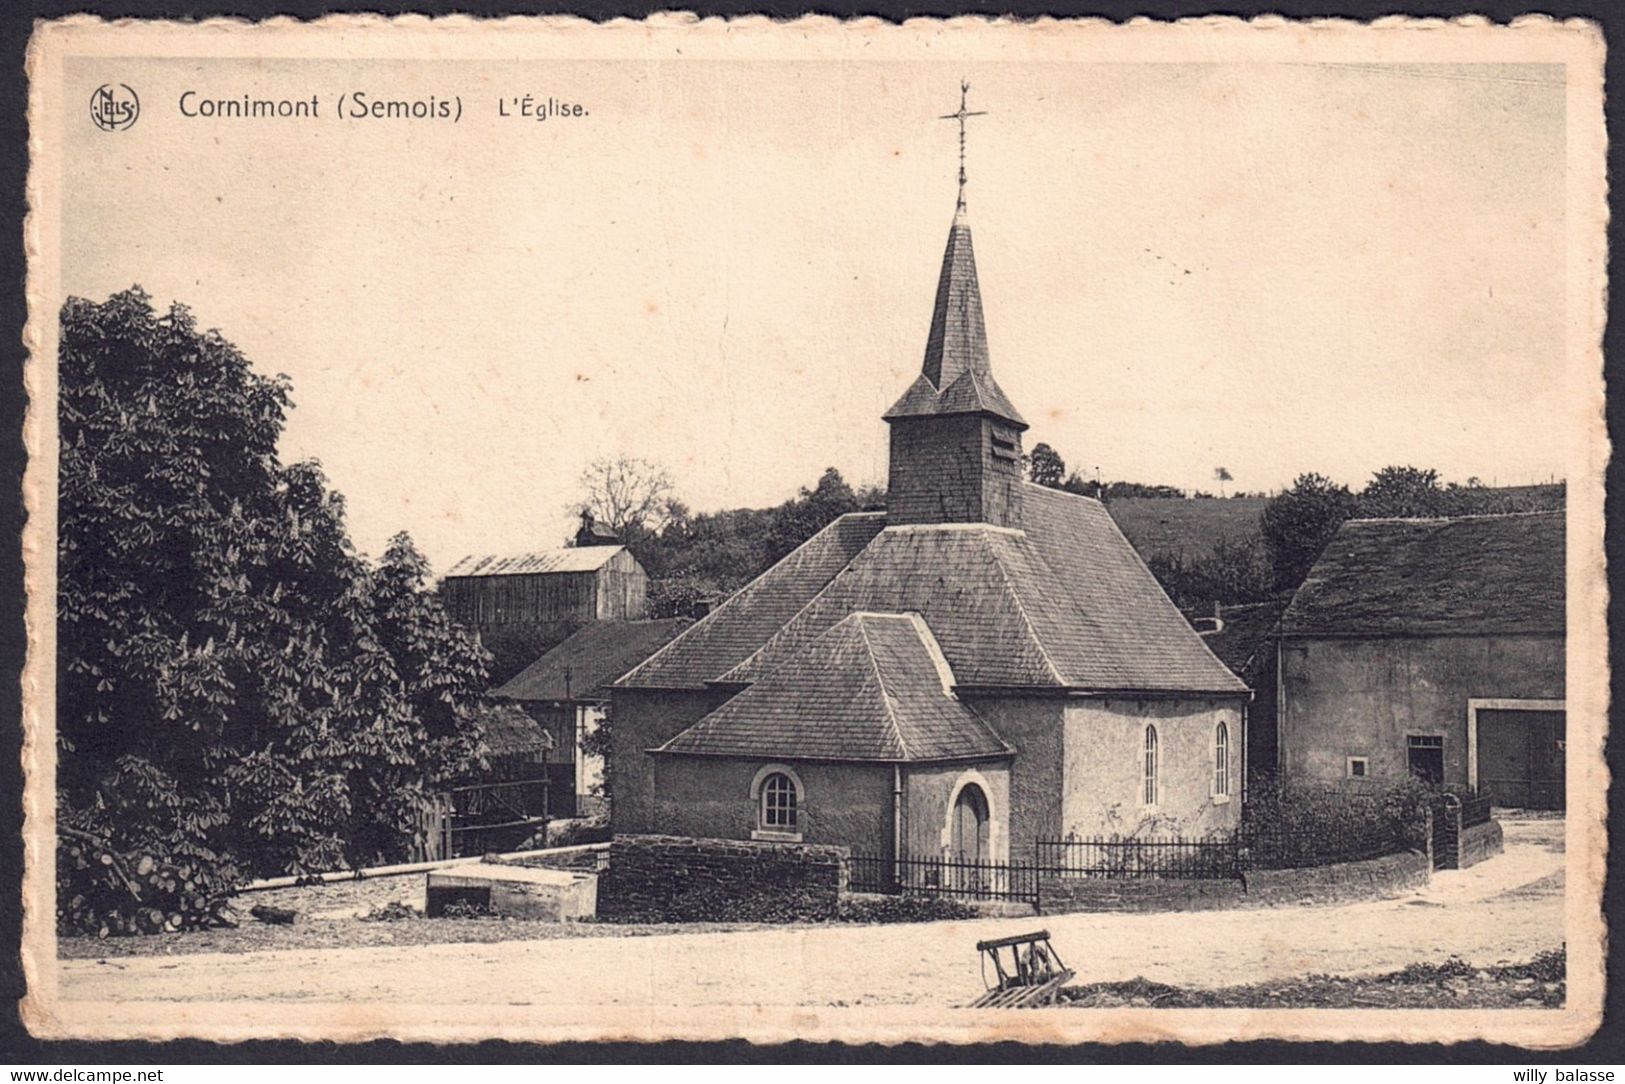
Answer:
1198;599;1289;680
883;215;1026;428
492;618;693;702
1280;512;1564;638
656;613;1012;762
444;545;627;578
618;512;887;688
478;702;555;757
619;485;1246;696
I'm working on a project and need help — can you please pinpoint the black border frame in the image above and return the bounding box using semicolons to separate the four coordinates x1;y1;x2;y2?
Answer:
1;0;1619;1063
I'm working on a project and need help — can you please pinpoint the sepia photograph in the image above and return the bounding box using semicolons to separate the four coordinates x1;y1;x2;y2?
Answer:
16;14;1610;1049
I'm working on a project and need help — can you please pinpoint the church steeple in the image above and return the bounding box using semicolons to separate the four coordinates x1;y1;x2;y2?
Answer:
883;83;1028;530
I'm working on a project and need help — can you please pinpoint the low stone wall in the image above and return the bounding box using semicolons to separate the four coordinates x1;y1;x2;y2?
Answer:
1039;875;1246;913
1036;850;1430;914
1456;819;1505;869
1242;849;1431;907
1433;804;1502;870
598;833;847;922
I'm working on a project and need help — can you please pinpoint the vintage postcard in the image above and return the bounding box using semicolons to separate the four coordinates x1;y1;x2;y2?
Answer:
19;14;1608;1047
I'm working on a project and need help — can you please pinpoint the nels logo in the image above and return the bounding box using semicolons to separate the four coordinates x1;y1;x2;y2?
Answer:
90;84;139;131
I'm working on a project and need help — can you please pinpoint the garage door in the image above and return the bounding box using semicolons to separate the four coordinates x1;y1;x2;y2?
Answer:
1477;708;1565;810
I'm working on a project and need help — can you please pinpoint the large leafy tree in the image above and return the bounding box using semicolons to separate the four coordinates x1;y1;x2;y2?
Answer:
1028;442;1067;489
57;288;489;932
1358;465;1446;518
1259;472;1359;591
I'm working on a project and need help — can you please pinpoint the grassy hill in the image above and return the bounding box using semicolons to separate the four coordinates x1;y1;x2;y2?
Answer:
1107;497;1268;563
1106;484;1564;568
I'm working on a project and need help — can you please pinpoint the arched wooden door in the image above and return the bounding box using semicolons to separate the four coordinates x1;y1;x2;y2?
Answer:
950;783;990;865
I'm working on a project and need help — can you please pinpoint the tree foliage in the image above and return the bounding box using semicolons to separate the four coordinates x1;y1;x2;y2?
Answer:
1028;442;1067;489
1147;536;1274;611
576;455;676;536
57;288;491;934
623;466;881;617
1358;465;1444;518
1259;473;1360;591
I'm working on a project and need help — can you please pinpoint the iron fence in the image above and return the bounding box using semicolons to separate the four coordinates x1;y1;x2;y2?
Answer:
1033;836;1243;880
446;778;549;821
436;777;551;858
847;852;1038;903
1458;791;1494;829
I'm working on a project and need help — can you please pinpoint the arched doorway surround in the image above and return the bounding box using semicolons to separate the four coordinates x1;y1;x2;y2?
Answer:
939;769;1004;863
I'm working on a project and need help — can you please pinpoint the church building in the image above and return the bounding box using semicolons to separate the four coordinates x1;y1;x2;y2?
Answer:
611;96;1248;867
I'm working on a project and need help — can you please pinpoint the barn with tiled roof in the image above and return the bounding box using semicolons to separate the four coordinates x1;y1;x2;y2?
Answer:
610;185;1249;866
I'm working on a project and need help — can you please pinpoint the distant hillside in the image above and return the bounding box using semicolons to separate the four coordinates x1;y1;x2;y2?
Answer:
1106;483;1565;568
1107;497;1268;563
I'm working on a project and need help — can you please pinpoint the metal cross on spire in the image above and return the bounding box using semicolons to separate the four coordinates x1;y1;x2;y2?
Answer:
939;79;988;213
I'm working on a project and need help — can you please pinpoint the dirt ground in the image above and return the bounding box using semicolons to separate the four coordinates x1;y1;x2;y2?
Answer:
57;816;1566;1010
58;873;771;959
1060;949;1565;1009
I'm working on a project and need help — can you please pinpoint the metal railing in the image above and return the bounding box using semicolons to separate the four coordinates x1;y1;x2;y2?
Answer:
1458;791;1494;829
1033;836;1243;880
848;852;1038;903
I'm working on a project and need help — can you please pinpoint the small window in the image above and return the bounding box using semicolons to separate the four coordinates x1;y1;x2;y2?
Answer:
1213;721;1230;798
759;772;798;832
1143;725;1159;806
1406;734;1445;785
1347;757;1369;779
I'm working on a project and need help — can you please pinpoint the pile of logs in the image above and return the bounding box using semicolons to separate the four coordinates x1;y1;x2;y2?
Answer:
58;825;235;937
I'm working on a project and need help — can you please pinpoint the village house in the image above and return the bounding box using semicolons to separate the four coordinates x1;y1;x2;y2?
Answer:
1196;598;1289;798
1275;512;1565;809
492;617;692;817
610;193;1249;870
439;517;656;825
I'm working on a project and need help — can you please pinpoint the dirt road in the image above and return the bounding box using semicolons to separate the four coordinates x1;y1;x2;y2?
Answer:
58;819;1565;1010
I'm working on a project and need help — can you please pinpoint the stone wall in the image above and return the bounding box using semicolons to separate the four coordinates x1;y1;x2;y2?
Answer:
1455;819;1505;869
1432;805;1505;870
598;833;847;922
1039;874;1246;913
1240;849;1431;907
1036;849;1431;914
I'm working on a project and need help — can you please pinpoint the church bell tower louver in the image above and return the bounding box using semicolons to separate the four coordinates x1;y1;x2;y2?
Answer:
883;82;1029;530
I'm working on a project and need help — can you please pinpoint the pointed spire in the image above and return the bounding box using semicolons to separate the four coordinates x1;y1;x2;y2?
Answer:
883;82;1025;429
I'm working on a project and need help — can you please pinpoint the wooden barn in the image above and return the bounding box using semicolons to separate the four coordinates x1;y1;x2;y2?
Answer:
440;545;649;630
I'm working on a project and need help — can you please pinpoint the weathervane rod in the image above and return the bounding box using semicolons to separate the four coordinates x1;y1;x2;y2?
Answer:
939;79;988;213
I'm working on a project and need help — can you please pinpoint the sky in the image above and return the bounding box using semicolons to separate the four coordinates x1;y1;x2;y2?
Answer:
60;57;1569;574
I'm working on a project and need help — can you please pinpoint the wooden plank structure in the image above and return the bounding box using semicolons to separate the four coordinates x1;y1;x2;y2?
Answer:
968;930;1074;1009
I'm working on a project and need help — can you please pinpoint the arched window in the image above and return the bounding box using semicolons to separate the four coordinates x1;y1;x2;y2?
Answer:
759;771;798;831
1143;725;1159;806
1214;721;1230;798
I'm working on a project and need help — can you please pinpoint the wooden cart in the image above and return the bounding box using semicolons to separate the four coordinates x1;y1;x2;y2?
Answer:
968;929;1075;1008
